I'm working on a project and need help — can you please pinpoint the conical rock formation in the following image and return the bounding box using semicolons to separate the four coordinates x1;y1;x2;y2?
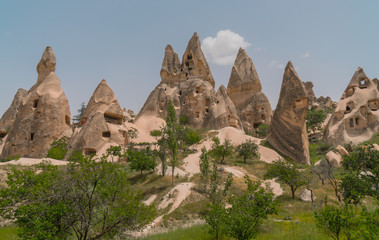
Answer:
267;61;310;164
0;88;28;137
137;33;241;130
67;79;128;156
1;47;72;159
227;48;272;133
324;67;379;145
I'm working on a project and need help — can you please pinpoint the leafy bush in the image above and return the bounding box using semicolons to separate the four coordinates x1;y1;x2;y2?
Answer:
255;123;269;138
179;115;189;125
46;137;68;160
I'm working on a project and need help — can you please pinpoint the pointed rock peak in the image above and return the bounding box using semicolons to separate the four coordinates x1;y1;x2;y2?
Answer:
165;44;174;52
227;48;261;101
217;84;227;93
161;44;181;83
347;67;369;87
283;61;303;88
37;46;56;74
182;32;215;88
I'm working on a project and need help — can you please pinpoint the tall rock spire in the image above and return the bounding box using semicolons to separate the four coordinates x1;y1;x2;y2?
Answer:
227;48;272;133
67;79;128;157
267;61;310;164
324;67;379;145
160;44;181;85
182;32;215;88
1;47;72;159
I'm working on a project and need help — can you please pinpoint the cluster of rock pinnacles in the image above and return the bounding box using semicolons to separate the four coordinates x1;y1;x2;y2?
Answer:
1;33;378;165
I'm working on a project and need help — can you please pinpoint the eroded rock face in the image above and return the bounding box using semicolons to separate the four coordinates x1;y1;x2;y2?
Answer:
227;48;272;133
1;47;72;159
324;67;379;145
67;79;128;156
267;61;310;164
137;33;241;130
0;88;28;136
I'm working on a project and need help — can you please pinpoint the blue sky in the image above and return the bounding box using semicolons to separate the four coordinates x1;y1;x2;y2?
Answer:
1;1;379;116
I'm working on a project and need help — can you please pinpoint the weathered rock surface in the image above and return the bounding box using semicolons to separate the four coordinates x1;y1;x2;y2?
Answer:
324;67;379;145
137;33;242;130
67;79;128;156
0;88;28;136
300;189;316;202
303;81;317;105
336;145;349;156
227;48;272;133
303;81;336;110
1;47;72;159
267;61;310;164
325;151;343;167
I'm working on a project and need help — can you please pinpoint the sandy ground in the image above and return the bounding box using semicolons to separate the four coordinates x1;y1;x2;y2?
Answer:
143;194;157;206
0;158;69;166
262;179;283;198
158;182;195;214
130;115;166;144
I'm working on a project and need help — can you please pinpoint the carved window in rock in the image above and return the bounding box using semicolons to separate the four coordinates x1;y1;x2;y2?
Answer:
368;98;379;111
104;112;123;125
84;148;96;156
344;101;355;114
355;118;360;126
349;118;354;128
205;108;209;113
159;100;165;111
195;86;202;94
345;87;355;98
65;115;71;126
196;112;200;118
0;131;7;139
102;131;111;138
292;98;307;110
358;78;369;89
261;114;266;121
33;99;39;108
30;133;35;141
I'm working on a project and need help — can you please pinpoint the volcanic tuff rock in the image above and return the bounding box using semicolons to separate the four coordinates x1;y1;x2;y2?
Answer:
0;47;72;159
324;67;379;145
67;79;128;156
227;48;272;133
137;33;242;130
0;88;28;136
267;61;310;164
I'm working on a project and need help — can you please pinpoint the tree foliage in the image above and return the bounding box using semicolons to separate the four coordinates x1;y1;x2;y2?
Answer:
306;109;327;134
264;159;306;199
128;147;157;175
209;137;233;164
46;137;68;160
340;145;379;204
237;139;260;163
0;150;155;240
72;102;86;124
225;176;278;240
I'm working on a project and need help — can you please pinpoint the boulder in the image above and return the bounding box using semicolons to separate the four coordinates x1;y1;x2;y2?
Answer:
336;145;349;156
300;189;316;202
267;61;310;164
325;151;343;167
67;79;128;157
0;88;28;136
137;33;242;130
1;47;72;159
227;48;272;133
324;67;379;145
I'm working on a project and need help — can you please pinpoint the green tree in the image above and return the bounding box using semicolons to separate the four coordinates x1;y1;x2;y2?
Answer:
255;123;269;138
199;147;210;190
209;137;233;164
0;150;155;240
47;137;68;160
204;164;233;239
128;148;157;175
162;100;179;185
106;145;125;162
340;145;379;204
237;139;260;163
72;102;86;124
225;176;278;240
306;109;327;134
264;159;306;199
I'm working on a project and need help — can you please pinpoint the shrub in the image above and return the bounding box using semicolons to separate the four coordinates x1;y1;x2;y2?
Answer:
46;137;68;160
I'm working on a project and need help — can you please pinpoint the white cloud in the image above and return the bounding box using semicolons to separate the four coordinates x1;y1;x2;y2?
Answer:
268;60;284;69
202;30;251;66
302;52;310;58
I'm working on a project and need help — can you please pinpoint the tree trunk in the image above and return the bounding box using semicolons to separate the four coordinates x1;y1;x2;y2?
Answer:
171;163;175;186
161;160;165;176
244;156;247;163
291;186;295;199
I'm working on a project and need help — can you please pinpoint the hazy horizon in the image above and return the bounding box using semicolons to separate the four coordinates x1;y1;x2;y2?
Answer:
1;1;379;117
